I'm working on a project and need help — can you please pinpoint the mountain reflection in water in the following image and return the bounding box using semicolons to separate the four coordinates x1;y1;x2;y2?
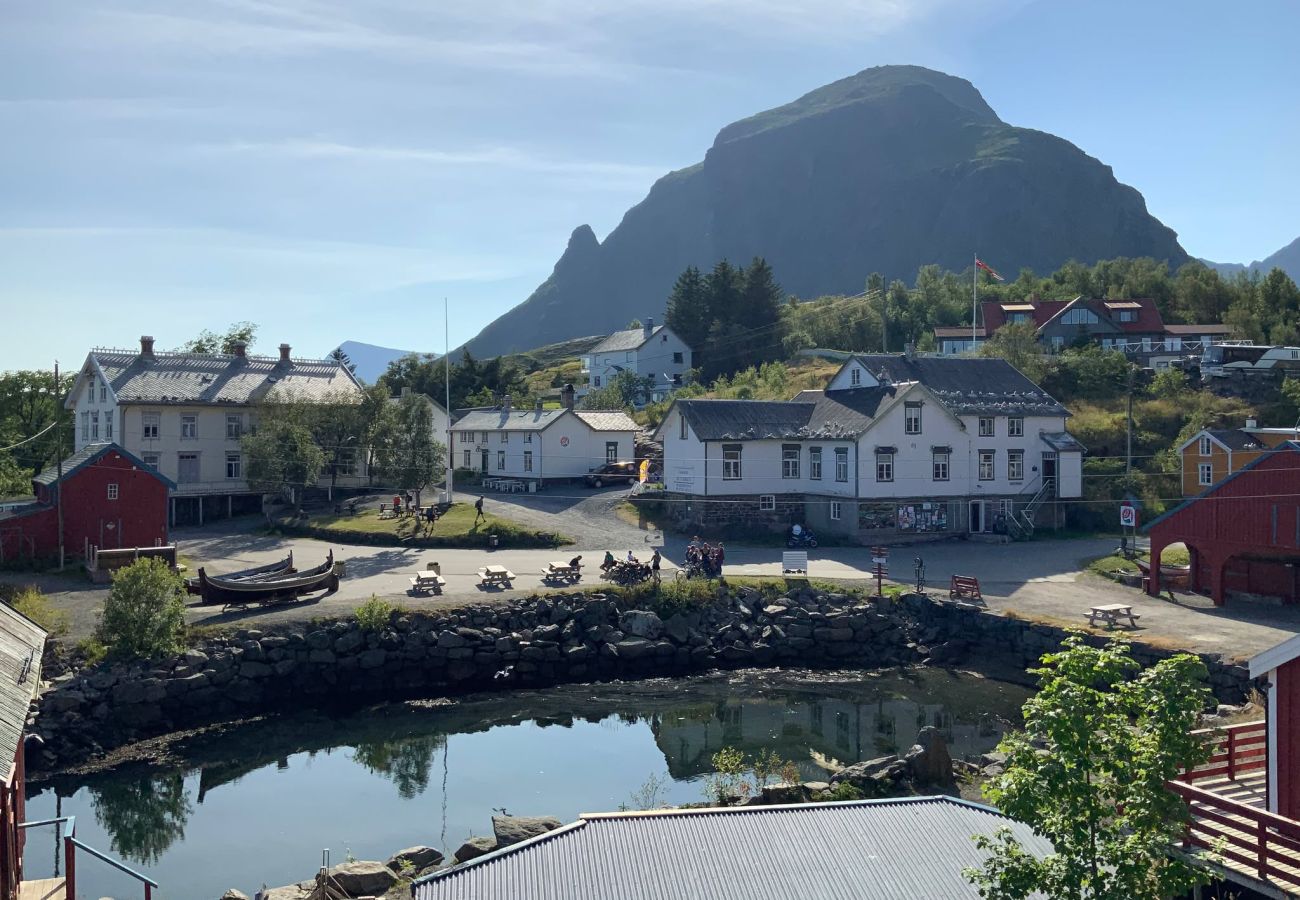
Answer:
25;668;1029;899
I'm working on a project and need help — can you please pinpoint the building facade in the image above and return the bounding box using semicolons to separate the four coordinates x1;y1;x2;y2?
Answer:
1178;421;1296;495
65;336;366;524
580;319;693;404
654;354;1082;542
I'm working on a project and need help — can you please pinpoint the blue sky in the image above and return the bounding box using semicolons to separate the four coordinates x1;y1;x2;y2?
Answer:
2;0;1297;371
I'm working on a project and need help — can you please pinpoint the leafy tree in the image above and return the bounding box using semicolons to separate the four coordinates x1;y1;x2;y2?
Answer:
965;634;1210;900
980;322;1048;383
180;322;258;355
241;416;325;513
626;318;643;330
381;350;529;412
0;369;74;494
97;557;187;659
370;392;446;505
1042;347;1133;401
582;370;654;411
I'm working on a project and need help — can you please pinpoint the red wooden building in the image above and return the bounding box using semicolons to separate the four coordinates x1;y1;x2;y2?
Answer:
0;443;172;564
0;602;46;899
1145;442;1300;606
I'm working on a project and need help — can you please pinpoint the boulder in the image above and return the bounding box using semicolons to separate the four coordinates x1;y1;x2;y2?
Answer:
220;890;251;900
905;725;954;785
760;782;802;804
662;614;691;644
832;755;902;786
386;845;444;873
492;814;562;848
454;835;498;864
326;860;398;897
256;883;313;900
620;610;664;640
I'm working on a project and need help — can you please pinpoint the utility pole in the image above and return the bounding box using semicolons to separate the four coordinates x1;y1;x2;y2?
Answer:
1125;365;1134;552
444;297;453;505
54;361;65;570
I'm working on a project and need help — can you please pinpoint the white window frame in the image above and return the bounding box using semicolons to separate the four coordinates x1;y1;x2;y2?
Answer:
524;432;532;443
501;431;509;444
1198;436;1212;456
606;441;619;463
679;415;688;440
142;412;160;440
1198;463;1213;486
80;412;89;441
830;501;841;521
106;483;119;501
593;375;601;388
1008;417;1024;437
105;416;113;440
99;384;107;403
142;452;160;470
226;452;242;479
979;417;995;437
781;444;800;479
226;414;242;440
181;415;198;439
462;450;471;468
497;450;505;470
850;368;861;386
523;451;533;473
904;404;922;435
177;452;199;484
875;452;894;483
722;444;742;480
758;494;776;512
979;450;995;481
480;432;488;444
932;452;950;482
809;447;822;480
91;411;99;440
1008;449;1025;482
835;448;849;483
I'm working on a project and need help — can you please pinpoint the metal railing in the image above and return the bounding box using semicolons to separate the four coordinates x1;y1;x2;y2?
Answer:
19;815;159;899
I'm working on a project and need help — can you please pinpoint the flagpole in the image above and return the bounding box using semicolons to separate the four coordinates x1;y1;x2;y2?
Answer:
972;253;978;348
444;296;453;505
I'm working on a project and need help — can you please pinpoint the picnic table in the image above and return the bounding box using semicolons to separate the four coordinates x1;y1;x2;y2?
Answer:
478;564;516;588
408;570;446;595
541;561;582;584
1088;603;1141;629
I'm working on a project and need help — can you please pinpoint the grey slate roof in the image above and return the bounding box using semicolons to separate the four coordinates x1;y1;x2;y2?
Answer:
849;354;1069;417
32;442;176;489
413;797;1052;900
1041;431;1086;452
572;411;640;432
591;325;663;354
677;387;896;442
454;408;567;432
0;604;45;783
1208;428;1267;452
87;350;361;406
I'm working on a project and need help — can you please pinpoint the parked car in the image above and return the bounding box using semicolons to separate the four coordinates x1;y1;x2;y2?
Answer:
585;461;639;488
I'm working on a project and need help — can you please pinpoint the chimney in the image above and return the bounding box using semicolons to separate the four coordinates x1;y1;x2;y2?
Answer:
502;394;512;413
644;316;654;337
1246;417;1258;429
140;336;155;360
232;340;247;359
278;343;291;363
560;383;576;410
535;398;543;410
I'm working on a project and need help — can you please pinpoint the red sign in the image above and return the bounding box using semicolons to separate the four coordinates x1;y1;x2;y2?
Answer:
560;436;570;447
1120;504;1137;528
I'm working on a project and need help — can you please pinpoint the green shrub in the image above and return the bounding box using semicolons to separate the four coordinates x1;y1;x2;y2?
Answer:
822;781;865;802
9;586;70;637
355;595;396;631
97;557;186;659
77;637;108;666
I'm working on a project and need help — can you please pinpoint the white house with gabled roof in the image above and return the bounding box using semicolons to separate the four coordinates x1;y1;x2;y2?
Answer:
580;318;693;405
652;352;1082;541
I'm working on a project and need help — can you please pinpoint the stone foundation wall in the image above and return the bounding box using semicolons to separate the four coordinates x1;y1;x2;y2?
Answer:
661;492;805;534
29;589;1254;774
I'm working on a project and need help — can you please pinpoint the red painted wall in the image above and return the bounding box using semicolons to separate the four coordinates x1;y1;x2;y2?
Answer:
1276;658;1300;819
1151;449;1300;553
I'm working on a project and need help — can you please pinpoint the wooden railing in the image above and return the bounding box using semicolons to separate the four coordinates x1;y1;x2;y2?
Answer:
1182;721;1267;784
1169;780;1300;890
18;815;159;899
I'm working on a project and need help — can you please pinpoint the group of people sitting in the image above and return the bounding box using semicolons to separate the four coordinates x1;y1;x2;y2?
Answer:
599;548;663;583
685;536;725;578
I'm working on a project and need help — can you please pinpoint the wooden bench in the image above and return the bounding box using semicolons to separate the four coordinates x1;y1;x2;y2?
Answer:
949;575;983;602
1089;603;1141;629
782;551;808;575
408;571;446;595
542;562;582;584
478;565;515;588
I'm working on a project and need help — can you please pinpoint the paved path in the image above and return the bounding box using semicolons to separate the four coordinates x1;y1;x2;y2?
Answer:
4;519;1297;661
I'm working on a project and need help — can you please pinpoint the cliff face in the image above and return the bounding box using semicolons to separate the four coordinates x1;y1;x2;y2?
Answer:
465;65;1189;357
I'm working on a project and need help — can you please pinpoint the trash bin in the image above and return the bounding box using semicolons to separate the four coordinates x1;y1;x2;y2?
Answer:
430;562;441;576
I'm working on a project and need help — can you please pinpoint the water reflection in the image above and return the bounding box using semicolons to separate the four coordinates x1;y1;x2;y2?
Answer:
88;772;192;866
353;734;447;799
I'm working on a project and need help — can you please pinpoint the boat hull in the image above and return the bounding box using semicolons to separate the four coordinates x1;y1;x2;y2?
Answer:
198;551;339;606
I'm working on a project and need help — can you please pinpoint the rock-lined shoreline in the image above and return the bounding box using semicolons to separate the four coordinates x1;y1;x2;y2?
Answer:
28;588;1254;774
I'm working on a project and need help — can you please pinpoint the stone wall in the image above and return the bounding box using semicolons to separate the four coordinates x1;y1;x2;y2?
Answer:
660;491;804;534
28;589;1254;774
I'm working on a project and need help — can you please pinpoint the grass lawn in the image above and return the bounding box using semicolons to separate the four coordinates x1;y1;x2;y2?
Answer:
303;503;572;547
1086;543;1190;578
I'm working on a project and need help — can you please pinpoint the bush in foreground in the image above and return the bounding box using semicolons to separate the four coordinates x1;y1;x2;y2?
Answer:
8;586;70;637
97;557;186;659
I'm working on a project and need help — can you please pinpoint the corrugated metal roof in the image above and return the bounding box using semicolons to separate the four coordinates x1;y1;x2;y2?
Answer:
0;604;45;783
414;797;1051;900
88;350;362;406
572;411;639;432
591;326;663;354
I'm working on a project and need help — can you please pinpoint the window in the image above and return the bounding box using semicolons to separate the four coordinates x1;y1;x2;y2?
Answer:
523;451;533;472
673;351;684;364
142;412;160;439
480;432;488;444
758;494;776;512
1062;308;1098;325
830;501;842;521
497;450;505;470
177;452;199;483
524;432;532;443
1008;312;1030;324
1117;310;1137;323
86;382;94;404
91;411;99;440
181;415;197;439
1169;336;1183;351
979;450;995;481
1008;417;1024;437
141;452;160;470
606;441;618;463
593;376;601;387
979;417;995;437
226;415;242;439
501;431;508;443
1198;436;1212;456
835;448;849;482
782;444;800;479
625;351;633;363
1050;335;1065;351
106;483;119;501
809;447;822;480
334;449;356;477
463;449;471;468
850;367;861;386
722;444;742;480
875;452;894;482
904;403;922;435
80;412;89;440
680;415;688;440
1198;463;1213;486
226;452;242;479
105;416;113;440
932;452;950;481
1008;449;1025;481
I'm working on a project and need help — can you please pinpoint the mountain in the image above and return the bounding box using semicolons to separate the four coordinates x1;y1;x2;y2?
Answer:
1204;236;1300;281
335;340;433;383
463;65;1189;357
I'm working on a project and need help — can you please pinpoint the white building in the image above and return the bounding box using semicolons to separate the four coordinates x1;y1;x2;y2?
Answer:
66;336;366;524
451;395;638;484
580;318;693;404
653;353;1083;541
391;388;451;454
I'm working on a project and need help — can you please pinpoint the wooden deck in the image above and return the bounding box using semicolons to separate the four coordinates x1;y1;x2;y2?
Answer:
18;878;65;900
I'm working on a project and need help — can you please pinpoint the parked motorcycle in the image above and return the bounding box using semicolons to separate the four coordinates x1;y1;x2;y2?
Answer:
787;527;818;549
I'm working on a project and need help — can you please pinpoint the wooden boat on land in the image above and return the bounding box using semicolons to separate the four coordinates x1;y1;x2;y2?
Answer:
185;552;295;595
1134;557;1192;579
197;551;340;607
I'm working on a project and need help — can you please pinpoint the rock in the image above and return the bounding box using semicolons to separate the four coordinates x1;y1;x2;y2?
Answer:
220;890;251;900
832;756;900;786
802;781;831;796
326;860;398;896
386;845;444;873
760;782;802;804
905;725;954;785
492;814;562;848
454;835;498;863
256;883;313;900
620;610;664;640
334;630;364;654
662;614;691;644
613;638;654;660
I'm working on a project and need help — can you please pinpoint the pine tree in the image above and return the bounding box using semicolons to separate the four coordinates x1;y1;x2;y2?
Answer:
739;257;785;366
664;266;711;350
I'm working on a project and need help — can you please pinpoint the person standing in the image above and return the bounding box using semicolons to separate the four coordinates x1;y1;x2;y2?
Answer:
474;495;486;524
651;548;662;584
714;542;726;577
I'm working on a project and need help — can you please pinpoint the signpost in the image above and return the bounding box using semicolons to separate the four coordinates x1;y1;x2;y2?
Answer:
1119;504;1137;529
871;546;888;598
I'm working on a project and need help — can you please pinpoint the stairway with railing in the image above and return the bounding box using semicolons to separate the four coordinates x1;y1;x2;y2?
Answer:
17;816;158;900
1005;477;1056;540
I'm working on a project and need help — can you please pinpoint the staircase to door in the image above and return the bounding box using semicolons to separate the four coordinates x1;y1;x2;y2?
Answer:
1006;477;1056;540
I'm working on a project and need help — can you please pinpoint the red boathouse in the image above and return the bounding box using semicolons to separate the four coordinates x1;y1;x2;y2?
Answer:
0;443;172;565
1145;442;1300;606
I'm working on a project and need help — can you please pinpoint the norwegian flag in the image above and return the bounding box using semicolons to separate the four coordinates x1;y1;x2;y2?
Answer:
975;258;1005;281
